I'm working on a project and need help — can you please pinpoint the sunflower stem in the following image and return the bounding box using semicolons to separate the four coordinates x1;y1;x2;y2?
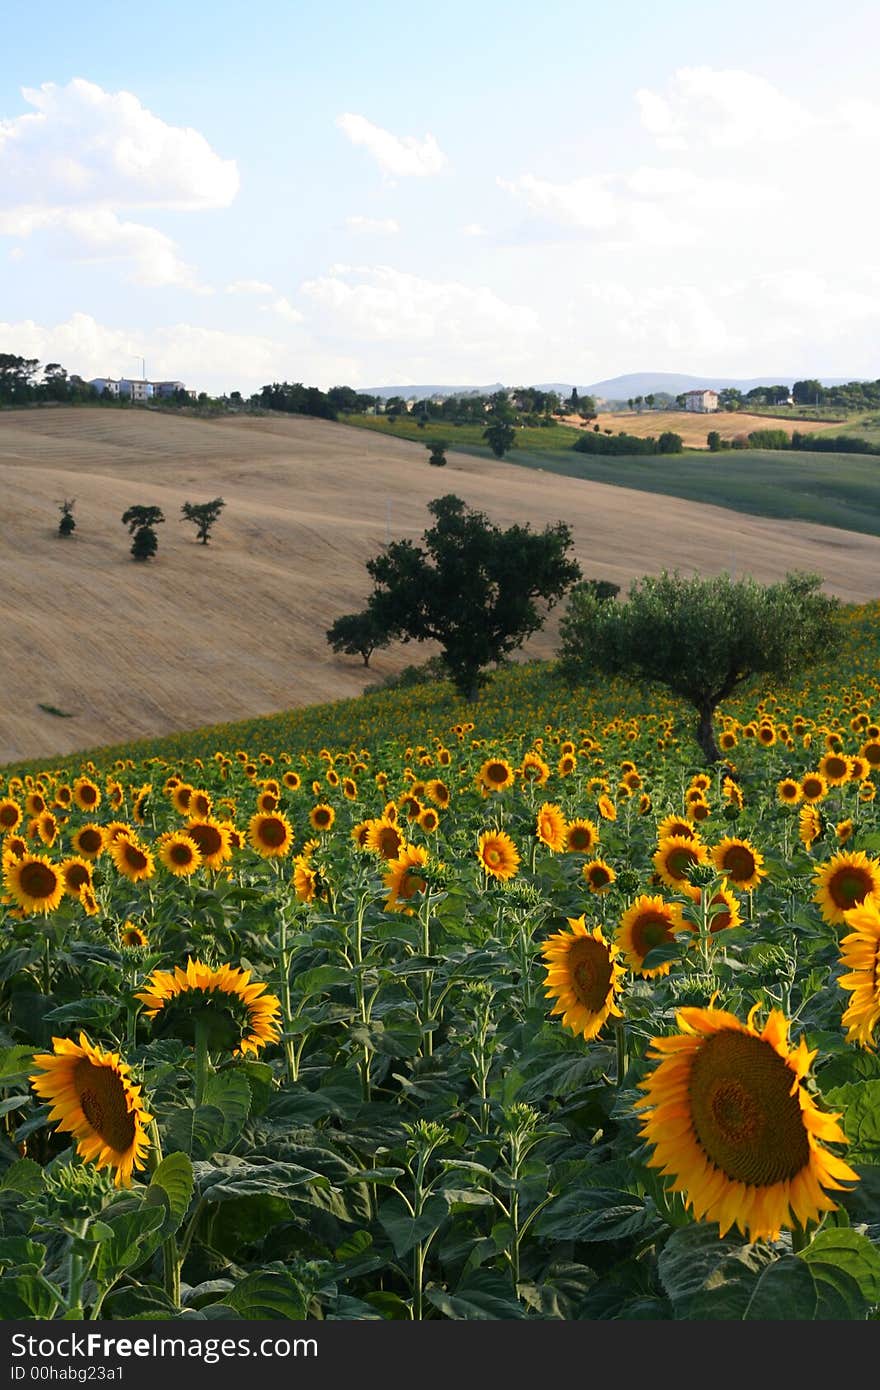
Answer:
791;1222;810;1253
278;911;297;1086
194;1020;211;1108
147;1123;181;1309
614;1018;628;1087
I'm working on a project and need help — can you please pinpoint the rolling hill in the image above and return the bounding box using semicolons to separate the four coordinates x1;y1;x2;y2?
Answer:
2;406;880;764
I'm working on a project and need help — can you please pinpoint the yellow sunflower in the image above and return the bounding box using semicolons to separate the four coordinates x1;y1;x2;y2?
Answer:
582;858;616;893
838;897;880;1047
30;1034;152;1187
703;879;743;934
597;795;617;822
365;817;407;861
72;777;101;812
653;835;708;901
710;837;767;892
383;844;431;914
3;854;65;915
777;778;802;807
247;811;294;858
819;752;851;788
108;836;155;884
535;802;567;853
800;771;828;804
71;824;106;860
635;1005;858;1242
136;959;282;1056
478;758;515;793
656;814;697;842
80;884;100;917
60;857;93;898
476;829;520;881
617;895;689;978
799;804;823;850
0;799;22;834
520;752;550;787
157;831;203;878
120;922;149;949
564;818;599;854
184;817;233;871
309;803;335;833
541;918;624;1040
813;850;880;925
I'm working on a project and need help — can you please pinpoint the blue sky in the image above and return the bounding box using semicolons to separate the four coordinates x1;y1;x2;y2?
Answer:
2;0;879;392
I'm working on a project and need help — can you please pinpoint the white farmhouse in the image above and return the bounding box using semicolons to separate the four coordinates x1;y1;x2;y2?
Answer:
683;388;719;413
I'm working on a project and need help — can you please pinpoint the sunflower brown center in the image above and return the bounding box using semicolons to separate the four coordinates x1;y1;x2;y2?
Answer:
78;829;102;854
123;843;148;870
828;867;873;909
259;818;287;846
568;936;613;1011
170;842;195;864
74;1059;137;1153
486;763;508;784
65;864;90;890
632;912;674;956
688;1031;810;1186
588;865;611;887
189;824;223;857
666;847;698;878
825;758;848;779
721;845;757;882
0;805;19;827
378;827;402;858
568;827;594;851
19;861;59;899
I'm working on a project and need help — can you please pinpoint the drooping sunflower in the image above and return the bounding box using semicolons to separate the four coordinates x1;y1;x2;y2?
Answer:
710;837;767;892
71;824;106;860
80;884;100;917
617;895;689;977
247;811;294;858
837;897;880;1048
520;752;550;787
108;836;155;884
30;1033;152;1187
383;844;431;914
597;795;617;822
564;818;599;855
535;802;567;853
3;853;65;915
813;850;880;925
136;959;282;1056
653;835;708;901
703;879;743;934
635;1004;859;1242
170;783;194;816
541;917;624;1040
582;858;616;893
476;829;520;881
799;803;823;850
157;831;203;878
837;818;854;845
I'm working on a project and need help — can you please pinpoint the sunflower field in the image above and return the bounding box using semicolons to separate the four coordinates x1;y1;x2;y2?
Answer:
3;604;880;1321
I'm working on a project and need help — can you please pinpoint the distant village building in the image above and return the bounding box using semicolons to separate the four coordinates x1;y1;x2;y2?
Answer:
89;377;195;401
683;388;719;413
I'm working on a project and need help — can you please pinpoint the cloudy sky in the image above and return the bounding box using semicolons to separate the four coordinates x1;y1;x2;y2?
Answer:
2;0;879;394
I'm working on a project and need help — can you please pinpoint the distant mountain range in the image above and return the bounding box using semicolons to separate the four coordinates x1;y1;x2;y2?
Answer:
363;372;863;402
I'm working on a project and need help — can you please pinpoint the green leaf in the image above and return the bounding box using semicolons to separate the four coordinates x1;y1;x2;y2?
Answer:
825;1079;880;1162
221;1270;309;1320
378;1194;449;1258
294;965;352;998
0;1237;44;1270
0;1159;44;1196
44;996;123;1026
801;1228;880;1306
426;1271;526;1320
196;1158;325;1202
0;1275;61;1318
536;1187;659;1243
203;1069;252;1146
658;1222;773;1312
164;1103;226;1160
0;1096;29;1117
0;1047;34;1084
95;1206;165;1283
145;1151;194;1235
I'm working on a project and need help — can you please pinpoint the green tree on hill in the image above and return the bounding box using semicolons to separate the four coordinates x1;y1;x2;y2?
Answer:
122;504;165;563
483;416;517;458
338;494;581;700
181;497;226;544
57;498;76;537
326;610;390;668
558;570;840;762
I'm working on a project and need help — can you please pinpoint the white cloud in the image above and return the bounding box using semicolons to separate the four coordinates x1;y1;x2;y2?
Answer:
299;264;538;354
636;68;814;151
267;296;305;323
0;79;237;288
336;113;449;177
497;173;617;231
225;279;275;295
0;78;239;210
463;222;487;237
345;215;400;234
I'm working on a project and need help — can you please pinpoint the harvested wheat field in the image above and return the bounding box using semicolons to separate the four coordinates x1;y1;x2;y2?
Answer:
565;409;844;447
1;405;879;763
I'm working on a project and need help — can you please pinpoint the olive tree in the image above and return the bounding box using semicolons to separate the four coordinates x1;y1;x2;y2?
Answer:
558;569;841;762
326;610;389;667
